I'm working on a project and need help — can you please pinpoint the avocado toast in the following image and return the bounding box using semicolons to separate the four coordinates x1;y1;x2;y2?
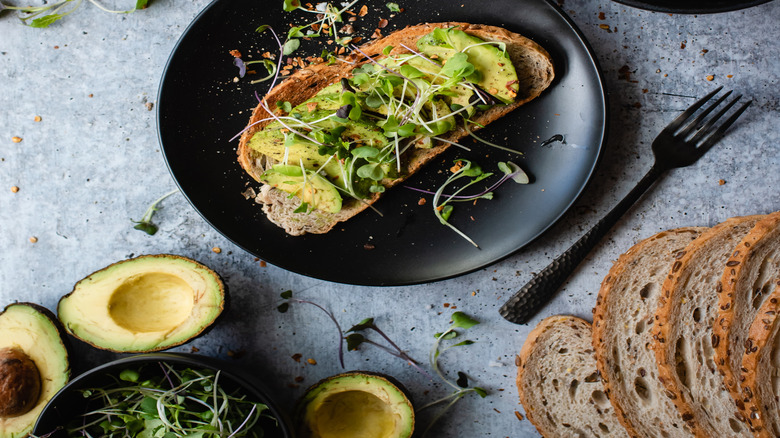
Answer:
237;22;554;236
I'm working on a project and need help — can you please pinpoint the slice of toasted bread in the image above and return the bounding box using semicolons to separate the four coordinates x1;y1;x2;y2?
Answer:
237;22;554;235
592;227;705;438
740;284;780;437
517;315;629;438
713;211;780;418
653;216;763;437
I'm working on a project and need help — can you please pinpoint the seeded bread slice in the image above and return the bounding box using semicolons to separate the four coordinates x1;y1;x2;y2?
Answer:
517;315;629;438
237;22;554;235
740;284;780;437
653;216;763;437
592;227;705;438
713;211;780;418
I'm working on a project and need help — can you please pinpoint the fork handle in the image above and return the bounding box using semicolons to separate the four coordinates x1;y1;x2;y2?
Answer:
499;165;665;324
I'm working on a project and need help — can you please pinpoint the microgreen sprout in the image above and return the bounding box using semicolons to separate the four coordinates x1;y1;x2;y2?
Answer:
346;318;433;379
0;0;149;28
418;311;487;437
68;363;273;438
277;290;345;368
131;189;178;235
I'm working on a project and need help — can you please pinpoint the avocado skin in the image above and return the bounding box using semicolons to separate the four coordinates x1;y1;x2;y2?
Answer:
57;254;226;353
294;371;414;438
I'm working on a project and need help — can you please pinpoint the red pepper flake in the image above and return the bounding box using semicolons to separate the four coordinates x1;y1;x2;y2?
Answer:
10;186;19;193
378;18;389;28
371;28;382;39
281;70;292;76
229;49;242;58
312;23;320;32
701;49;709;54
260;260;267;267
291;353;303;362
34;116;42;122
364;243;376;250
598;12;606;20
358;4;368;16
706;75;715;81
191;346;200;353
262;51;272;58
680;41;686;49
450;161;464;173
418;198;427;206
727;74;733;78
718;179;726;185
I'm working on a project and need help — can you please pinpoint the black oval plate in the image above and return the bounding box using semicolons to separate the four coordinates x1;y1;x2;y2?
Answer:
611;0;772;13
157;0;607;286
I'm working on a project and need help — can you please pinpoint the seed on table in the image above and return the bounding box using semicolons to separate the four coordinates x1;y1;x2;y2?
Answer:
11;136;22;143
29;237;38;243
212;247;222;254
10;186;19;193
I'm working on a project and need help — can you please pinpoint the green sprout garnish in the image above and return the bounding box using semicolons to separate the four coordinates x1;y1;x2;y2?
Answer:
386;2;401;12
346;318;432;379
0;0;150;28
131;189;178;235
419;311;486;437
68;363;273;438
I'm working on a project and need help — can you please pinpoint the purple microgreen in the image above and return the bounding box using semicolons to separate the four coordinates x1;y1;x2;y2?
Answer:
131;189;178;236
347;317;433;379
159;362;175;389
278;291;344;368
255;91;324;146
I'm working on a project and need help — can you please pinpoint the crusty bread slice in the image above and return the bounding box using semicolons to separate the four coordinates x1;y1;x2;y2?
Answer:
517;315;629;438
740;284;780;437
653;216;764;437
237;22;554;235
713;211;780;418
592;227;705;438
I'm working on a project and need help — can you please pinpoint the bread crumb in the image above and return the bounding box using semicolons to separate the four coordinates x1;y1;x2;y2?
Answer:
727;74;733;78
34;116;42;122
307;358;317;365
514;411;524;421
10;186;19;193
706;75;715;81
358;4;368;16
718;179;726;185
212;247;222;254
260;260;267;267
88;93;94;98
291;353;302;362
294;376;305;383
11;136;22;143
417;197;426;206
29;237;38;243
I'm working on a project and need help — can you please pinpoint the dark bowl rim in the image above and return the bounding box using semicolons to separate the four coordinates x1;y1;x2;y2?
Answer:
32;352;292;438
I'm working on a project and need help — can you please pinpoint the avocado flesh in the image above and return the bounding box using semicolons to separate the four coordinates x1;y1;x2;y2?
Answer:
260;165;343;214
417;27;519;104
0;303;69;438
57;254;224;353
297;372;414;438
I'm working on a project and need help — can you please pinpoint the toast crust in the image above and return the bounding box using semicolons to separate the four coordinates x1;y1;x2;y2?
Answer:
592;227;705;438
713;211;780;417
237;22;554;235
652;216;763;437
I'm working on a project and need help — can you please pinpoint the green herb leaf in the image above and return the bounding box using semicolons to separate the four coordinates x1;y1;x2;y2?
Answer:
473;387;488;398
386;2;401;12
357;163;386;181
29;14;63;28
451;311;479;329
280;290;293;299
135;0;149;9
345;333;365;351
452;340;475;347
440;204;453;221
256;24;270;33
288;25;306;38
434;331;458;340
120;369;140;383
277;303;290;313
369;184;386;193
351;147;380;159
400;64;425;79
133;222;158;235
440;52;475;79
348;317;375;332
293;202;310;213
283;38;300;55
382;45;394;55
276;100;292;113
283;0;301;11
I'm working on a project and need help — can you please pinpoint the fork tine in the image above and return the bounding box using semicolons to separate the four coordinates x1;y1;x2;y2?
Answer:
689;94;743;145
695;99;753;154
663;86;724;133
677;90;733;138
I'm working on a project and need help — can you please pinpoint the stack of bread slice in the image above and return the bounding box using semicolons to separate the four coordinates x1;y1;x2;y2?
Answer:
516;211;780;437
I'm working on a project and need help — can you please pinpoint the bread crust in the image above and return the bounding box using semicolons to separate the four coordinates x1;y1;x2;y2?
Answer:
741;284;780;437
237;22;554;235
592;227;705;438
652;216;763;437
713;211;780;418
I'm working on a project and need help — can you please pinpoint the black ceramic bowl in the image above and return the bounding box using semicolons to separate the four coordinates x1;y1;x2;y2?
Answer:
32;353;292;438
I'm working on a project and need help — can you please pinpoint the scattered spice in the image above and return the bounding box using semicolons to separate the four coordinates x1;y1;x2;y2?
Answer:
443;303;450;308
260;260;267;267
212;247;222;254
29;237;38;243
363;243;376;250
190;346;200;353
294;376;305;383
598;12;606;20
307;358;317;365
88;93;93;98
145;102;154;111
378;18;389;28
11;136;22;143
514;411;524;421
34;116;42;122
706;75;715;81
291;353;303;362
718;179;726;185
358;4;368;16
229;49;242;58
10;186;19;193
680;41;686;49
418;197;426;206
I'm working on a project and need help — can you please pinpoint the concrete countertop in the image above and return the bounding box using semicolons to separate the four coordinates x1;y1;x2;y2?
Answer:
1;0;778;436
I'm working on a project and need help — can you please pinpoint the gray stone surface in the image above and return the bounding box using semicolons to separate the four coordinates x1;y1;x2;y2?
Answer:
0;0;778;436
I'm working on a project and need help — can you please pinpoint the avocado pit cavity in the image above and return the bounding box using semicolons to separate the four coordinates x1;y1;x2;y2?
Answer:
0;347;41;418
108;273;195;333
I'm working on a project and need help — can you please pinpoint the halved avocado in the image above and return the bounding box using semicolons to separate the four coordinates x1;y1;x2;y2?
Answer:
57;254;225;353
0;303;70;438
296;372;414;438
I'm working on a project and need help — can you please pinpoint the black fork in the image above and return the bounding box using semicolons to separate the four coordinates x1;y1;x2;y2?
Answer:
499;87;752;325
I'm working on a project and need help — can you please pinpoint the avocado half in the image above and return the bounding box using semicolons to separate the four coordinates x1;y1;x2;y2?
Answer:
0;303;70;438
296;372;414;438
58;254;225;352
